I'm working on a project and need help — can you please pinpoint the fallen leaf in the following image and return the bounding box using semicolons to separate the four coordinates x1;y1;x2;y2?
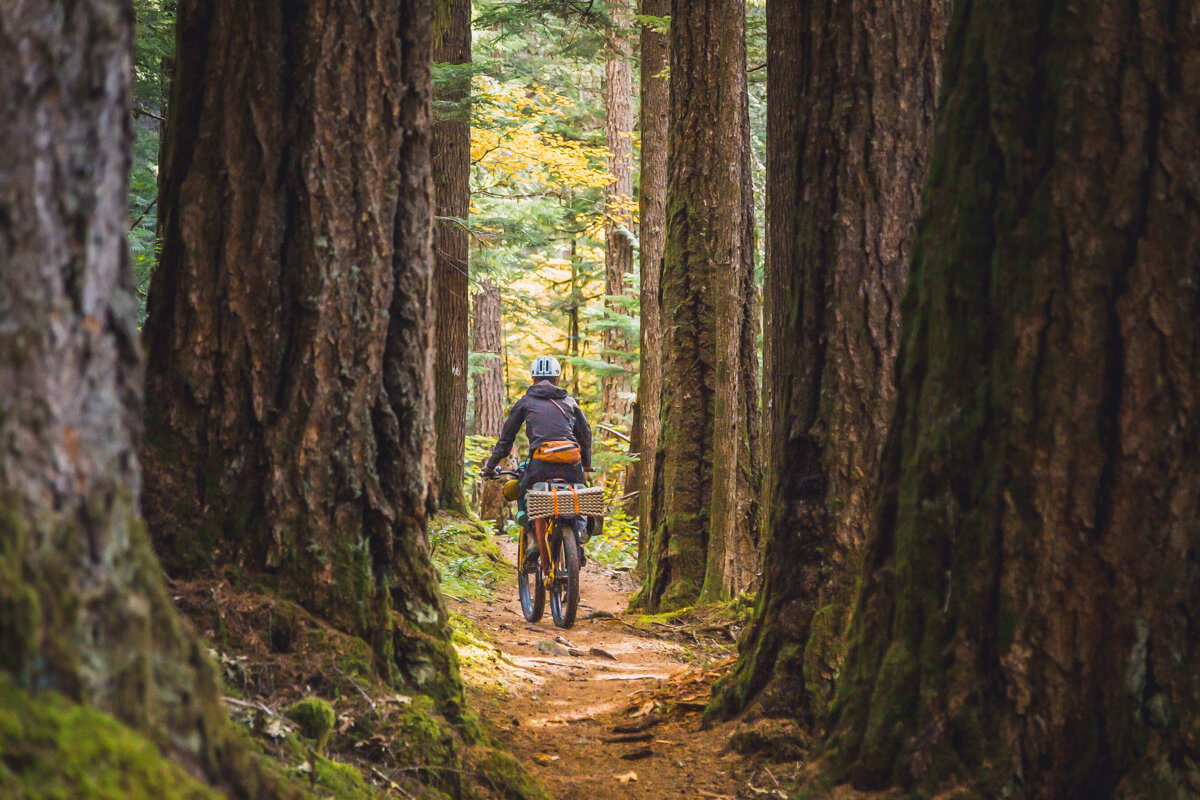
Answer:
535;754;560;763
629;700;656;718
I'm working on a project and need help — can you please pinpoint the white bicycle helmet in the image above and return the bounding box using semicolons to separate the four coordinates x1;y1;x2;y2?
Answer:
531;355;562;378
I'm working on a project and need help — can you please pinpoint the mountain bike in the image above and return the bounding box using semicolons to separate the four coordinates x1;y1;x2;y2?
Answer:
488;469;599;629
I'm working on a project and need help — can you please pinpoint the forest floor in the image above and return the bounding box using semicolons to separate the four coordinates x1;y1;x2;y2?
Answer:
449;532;802;800
168;514;829;799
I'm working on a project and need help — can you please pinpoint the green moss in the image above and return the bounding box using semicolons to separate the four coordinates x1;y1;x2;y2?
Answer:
447;612;525;705
338;635;377;678
278;734;386;799
285;697;336;751
473;747;552;800
627;594;754;633
395;695;456;767
858;641;918;783
0;675;220;799
312;756;368;795
391;612;465;710
428;512;508;602
329;538;375;634
625;604;696;628
0;500;39;687
705;640;766;723
801;603;842;721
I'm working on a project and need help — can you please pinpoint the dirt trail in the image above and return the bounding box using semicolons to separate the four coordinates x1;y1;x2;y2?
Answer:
451;535;788;800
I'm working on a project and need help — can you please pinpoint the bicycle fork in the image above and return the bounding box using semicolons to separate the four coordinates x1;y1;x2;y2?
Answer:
534;517;556;587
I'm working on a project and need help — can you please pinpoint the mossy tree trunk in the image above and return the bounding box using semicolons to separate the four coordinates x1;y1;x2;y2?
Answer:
432;0;472;514
0;4;297;796
638;0;762;611
709;0;949;725
143;0;461;706
632;0;668;573
600;0;635;432
824;1;1200;796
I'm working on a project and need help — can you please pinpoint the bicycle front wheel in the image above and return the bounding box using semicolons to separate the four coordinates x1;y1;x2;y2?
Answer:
517;526;544;622
549;520;580;629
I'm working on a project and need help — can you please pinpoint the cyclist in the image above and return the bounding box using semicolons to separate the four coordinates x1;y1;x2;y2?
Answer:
480;355;592;567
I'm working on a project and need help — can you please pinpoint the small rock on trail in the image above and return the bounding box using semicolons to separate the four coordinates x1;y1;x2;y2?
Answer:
537;639;570;656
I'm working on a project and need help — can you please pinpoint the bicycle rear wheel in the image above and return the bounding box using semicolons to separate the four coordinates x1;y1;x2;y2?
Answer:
549;520;580;629
517;526;544;622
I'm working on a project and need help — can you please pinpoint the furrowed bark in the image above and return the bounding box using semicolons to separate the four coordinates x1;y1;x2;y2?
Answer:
472;282;505;440
710;0;949;725
474;280;511;521
143;0;461;705
432;0;472;514
601;0;636;432
638;0;761;611
824;1;1200;796
0;4;297;796
633;0;668;574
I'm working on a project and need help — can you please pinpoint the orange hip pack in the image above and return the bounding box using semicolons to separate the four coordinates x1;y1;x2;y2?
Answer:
532;440;582;464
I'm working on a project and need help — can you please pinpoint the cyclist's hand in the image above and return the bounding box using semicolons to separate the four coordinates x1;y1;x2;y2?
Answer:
479;464;496;479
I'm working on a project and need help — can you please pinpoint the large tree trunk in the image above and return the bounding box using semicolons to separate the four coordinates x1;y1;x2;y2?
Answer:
432;0;472;514
474;280;510;521
637;0;761;611
600;0;635;432
632;0;668;573
0;4;295;796
823;2;1200;796
709;0;949;725
142;0;459;704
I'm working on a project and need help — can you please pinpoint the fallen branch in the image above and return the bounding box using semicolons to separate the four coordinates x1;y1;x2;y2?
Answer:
371;767;414;799
595;423;631;442
222;695;276;716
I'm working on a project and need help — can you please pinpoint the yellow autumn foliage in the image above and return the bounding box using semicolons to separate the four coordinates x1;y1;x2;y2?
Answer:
471;76;612;193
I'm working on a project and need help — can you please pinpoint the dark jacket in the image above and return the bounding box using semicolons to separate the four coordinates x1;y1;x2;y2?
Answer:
485;381;592;470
